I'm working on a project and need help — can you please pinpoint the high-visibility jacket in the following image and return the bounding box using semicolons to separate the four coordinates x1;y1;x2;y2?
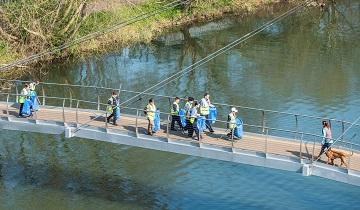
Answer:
200;98;210;116
146;103;156;120
227;113;236;130
189;106;198;124
106;96;120;113
171;102;179;116
19;88;29;104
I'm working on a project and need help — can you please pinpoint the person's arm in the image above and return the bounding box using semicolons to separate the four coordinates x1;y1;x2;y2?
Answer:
172;103;177;112
208;99;215;107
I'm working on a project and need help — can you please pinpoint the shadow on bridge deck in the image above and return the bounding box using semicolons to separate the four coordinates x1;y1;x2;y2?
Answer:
1;102;360;186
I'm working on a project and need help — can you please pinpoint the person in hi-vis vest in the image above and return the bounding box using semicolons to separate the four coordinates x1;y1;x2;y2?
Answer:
106;91;120;126
188;101;201;140
170;97;183;131
227;107;238;139
19;84;30;117
200;92;215;133
184;96;194;131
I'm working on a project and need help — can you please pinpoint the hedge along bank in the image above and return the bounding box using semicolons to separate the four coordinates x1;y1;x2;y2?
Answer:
0;0;302;78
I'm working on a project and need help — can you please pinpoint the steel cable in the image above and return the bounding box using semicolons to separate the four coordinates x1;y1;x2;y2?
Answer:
120;0;315;106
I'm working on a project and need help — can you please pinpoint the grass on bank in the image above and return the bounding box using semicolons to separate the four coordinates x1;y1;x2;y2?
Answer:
0;0;287;77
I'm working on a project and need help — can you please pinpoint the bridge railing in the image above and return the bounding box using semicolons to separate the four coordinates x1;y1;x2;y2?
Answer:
1;79;359;145
0;92;359;172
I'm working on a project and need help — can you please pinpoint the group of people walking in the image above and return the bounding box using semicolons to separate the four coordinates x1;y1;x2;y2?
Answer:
18;83;333;149
106;92;241;141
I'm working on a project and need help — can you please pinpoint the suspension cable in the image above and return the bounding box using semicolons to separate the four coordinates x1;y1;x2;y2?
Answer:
120;0;314;106
0;0;189;72
71;0;315;133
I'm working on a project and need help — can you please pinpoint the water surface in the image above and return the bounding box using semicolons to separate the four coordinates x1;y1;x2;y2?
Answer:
2;0;360;209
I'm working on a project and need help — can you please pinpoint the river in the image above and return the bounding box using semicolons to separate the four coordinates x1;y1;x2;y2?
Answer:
1;0;360;209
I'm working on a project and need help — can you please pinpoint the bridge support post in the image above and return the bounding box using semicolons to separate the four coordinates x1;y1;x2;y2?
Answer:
302;164;312;176
65;127;74;138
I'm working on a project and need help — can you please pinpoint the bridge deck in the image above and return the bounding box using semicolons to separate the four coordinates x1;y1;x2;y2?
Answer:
1;102;360;172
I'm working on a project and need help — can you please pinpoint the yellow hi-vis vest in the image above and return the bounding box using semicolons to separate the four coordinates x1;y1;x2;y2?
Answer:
170;102;179;116
106;105;113;113
146;104;156;120
19;88;28;103
200;98;209;116
189;107;198;124
228;113;236;130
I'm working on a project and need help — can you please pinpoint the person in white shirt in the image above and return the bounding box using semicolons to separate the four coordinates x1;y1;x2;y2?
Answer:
318;120;333;157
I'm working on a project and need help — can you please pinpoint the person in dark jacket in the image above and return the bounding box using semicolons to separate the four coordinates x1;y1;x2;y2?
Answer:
170;97;183;131
106;91;120;126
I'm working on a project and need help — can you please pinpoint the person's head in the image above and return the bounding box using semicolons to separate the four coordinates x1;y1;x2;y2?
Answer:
193;101;199;107
231;107;238;114
24;84;29;89
188;97;194;103
175;97;180;103
204;92;209;100
112;91;117;96
149;98;154;105
322;120;328;128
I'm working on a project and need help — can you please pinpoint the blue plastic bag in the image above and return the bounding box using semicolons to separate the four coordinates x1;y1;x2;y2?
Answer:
179;109;187;128
196;116;206;131
21;99;32;117
234;118;243;138
29;91;39;111
153;110;160;132
208;107;217;124
114;107;120;121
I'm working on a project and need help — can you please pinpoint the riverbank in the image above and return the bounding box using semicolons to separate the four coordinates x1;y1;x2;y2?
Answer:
0;0;302;78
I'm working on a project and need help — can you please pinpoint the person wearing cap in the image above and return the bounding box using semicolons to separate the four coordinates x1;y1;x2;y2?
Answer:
227;107;238;139
200;92;214;133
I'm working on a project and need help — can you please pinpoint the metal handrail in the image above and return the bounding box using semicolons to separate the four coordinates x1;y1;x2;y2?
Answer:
0;92;359;146
1;79;358;127
1;92;360;172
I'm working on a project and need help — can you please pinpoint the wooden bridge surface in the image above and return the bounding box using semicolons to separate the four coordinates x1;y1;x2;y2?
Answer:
1;102;360;172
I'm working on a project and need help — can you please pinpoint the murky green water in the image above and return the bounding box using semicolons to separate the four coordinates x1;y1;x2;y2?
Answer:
2;0;360;209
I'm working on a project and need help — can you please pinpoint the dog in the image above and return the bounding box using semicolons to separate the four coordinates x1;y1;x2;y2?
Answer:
325;148;353;167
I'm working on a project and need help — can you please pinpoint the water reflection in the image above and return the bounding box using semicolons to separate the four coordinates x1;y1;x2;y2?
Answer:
3;0;360;208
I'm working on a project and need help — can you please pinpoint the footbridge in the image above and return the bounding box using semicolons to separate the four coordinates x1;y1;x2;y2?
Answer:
1;80;360;186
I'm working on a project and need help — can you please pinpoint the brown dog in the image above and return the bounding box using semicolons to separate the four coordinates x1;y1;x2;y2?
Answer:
325;149;353;167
